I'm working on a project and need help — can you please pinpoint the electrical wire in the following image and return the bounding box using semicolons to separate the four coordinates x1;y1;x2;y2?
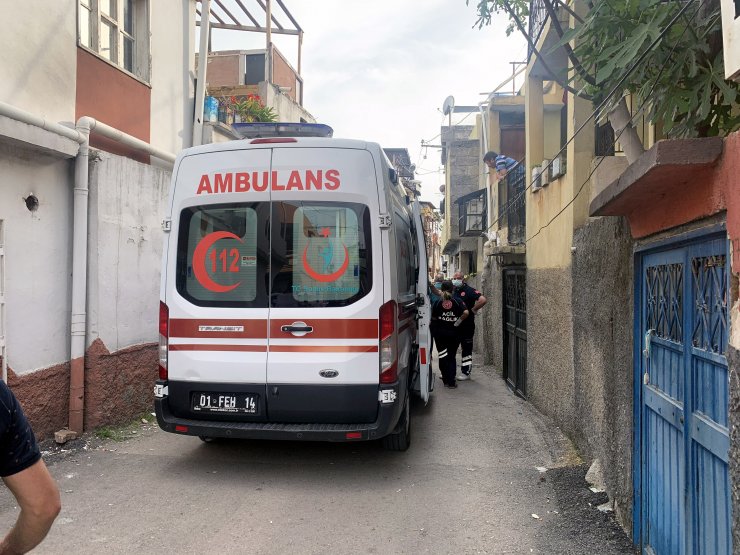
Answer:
523;0;702;245
482;0;701;235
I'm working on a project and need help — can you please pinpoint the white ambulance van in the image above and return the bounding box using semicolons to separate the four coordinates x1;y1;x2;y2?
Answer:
155;123;432;450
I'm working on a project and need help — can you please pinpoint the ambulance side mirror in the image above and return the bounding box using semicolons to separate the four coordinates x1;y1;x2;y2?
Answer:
389;168;398;185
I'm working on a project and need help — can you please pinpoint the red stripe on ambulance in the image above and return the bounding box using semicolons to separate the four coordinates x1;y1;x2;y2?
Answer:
196;169;340;194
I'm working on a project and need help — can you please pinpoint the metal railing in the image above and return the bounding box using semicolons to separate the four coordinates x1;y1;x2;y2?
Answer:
506;165;526;245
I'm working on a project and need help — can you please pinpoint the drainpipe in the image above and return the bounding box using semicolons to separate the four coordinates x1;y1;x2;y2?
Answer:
479;101;491;233
68;117;175;434
0;101;175;435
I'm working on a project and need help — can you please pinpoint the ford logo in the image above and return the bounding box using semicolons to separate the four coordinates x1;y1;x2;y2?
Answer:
319;369;339;378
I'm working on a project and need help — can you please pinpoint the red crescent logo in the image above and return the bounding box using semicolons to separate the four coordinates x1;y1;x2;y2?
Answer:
302;241;350;283
193;231;243;293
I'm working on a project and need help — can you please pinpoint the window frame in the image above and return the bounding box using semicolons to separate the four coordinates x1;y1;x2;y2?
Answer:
457;188;488;237
77;0;150;83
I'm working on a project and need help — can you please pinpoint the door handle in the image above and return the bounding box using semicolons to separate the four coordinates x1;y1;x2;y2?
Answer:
642;329;655;359
281;322;313;334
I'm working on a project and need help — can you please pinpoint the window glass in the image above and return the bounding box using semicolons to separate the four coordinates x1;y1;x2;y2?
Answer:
176;204;269;307
100;20;114;61
123;0;133;33
394;211;415;296
123;37;133;72
79;4;92;48
101;0;115;17
271;202;371;307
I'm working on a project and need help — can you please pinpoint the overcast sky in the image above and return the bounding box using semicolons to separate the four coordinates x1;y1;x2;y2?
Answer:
209;1;526;205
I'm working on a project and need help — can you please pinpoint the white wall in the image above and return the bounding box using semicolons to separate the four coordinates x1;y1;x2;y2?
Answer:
150;0;197;153
721;0;740;81
0;0;77;123
87;153;171;352
260;83;316;123
0;144;74;374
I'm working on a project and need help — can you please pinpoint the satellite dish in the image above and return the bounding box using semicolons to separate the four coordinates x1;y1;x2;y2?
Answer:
442;96;455;116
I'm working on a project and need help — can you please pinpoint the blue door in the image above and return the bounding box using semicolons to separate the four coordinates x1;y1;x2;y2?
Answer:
636;232;731;554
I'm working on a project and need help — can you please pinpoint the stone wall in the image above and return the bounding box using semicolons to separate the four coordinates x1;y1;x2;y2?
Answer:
526;266;575;432
472;260;504;371
572;216;634;532
729;345;740;551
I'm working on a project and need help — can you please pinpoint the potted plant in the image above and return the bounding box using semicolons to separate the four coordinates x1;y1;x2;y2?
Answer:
233;94;277;123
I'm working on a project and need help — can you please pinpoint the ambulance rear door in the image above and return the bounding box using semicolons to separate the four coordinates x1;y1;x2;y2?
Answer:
266;145;383;423
412;200;432;403
163;147;272;420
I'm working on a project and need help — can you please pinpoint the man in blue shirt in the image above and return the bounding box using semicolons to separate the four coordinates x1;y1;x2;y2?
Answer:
483;151;519;178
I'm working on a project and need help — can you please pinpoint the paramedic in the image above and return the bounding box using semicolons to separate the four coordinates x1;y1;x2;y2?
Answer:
431;281;469;389
0;381;61;554
452;271;487;380
428;273;444;353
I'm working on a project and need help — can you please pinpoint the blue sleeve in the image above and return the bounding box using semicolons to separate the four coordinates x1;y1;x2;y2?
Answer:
0;383;41;477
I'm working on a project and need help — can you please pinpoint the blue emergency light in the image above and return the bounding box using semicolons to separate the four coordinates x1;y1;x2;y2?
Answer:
232;122;334;139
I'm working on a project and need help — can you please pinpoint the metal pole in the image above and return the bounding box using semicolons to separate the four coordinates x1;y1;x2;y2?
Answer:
265;0;272;84
192;0;212;147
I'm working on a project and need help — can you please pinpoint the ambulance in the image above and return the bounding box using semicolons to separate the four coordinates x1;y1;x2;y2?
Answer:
154;123;432;450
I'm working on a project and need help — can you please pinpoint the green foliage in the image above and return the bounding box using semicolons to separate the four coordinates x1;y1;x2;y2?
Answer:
468;0;529;36
566;0;739;137
470;0;740;138
234;94;278;123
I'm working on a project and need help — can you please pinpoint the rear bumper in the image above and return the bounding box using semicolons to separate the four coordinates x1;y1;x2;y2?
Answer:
154;381;403;442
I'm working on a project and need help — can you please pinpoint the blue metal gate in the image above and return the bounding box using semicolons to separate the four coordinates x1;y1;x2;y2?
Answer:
635;229;731;554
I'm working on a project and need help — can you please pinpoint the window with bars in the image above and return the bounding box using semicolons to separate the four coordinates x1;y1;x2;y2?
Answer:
78;0;149;81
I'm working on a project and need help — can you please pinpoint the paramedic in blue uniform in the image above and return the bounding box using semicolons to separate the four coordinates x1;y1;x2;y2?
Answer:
431;281;469;389
0;381;61;553
452;271;487;380
428;273;444;353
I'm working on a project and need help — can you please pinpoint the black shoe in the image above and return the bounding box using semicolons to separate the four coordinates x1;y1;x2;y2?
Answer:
444;383;458;389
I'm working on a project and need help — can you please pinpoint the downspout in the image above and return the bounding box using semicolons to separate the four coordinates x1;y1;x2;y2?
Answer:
68;117;175;434
479;101;491;233
0;101;175;435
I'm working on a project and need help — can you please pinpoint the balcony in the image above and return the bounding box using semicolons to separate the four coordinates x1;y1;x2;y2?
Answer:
499;164;526;245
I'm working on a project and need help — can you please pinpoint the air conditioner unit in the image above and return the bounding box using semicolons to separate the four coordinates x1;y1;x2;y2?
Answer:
540;160;551;186
551;156;566;179
532;167;542;191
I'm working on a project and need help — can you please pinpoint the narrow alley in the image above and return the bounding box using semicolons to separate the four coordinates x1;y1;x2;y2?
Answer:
0;358;633;555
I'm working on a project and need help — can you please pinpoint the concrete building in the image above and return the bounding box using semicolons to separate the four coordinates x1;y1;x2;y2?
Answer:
0;0;196;438
514;0;740;551
439;118;482;277
419;201;442;279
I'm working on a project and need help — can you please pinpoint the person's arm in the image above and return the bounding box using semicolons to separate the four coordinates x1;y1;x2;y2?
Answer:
471;294;488;315
0;459;61;555
454;308;470;327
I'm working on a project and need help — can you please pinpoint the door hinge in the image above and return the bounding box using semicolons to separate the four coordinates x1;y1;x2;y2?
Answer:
162;218;172;232
379;214;391;229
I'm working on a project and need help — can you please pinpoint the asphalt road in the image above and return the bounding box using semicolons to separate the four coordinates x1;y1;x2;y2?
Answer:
0;360;633;554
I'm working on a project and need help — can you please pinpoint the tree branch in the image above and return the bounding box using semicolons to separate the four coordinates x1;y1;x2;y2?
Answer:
500;0;593;101
542;0;596;86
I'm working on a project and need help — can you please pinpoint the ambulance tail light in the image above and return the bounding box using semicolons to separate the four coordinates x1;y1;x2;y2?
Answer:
379;300;398;384
159;301;169;380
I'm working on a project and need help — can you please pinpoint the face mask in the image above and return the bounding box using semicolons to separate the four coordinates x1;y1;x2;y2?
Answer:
452;279;463;288
434;282;442;289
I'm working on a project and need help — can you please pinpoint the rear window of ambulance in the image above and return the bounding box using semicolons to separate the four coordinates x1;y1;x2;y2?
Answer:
176;203;269;307
270;201;372;307
175;201;371;308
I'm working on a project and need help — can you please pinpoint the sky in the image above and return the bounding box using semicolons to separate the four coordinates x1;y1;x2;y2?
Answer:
208;0;526;206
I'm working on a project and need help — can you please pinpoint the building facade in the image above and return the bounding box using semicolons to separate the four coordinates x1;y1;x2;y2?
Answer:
0;0;196;437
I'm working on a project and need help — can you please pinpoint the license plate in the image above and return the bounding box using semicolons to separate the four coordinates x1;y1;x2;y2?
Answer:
192;393;258;414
